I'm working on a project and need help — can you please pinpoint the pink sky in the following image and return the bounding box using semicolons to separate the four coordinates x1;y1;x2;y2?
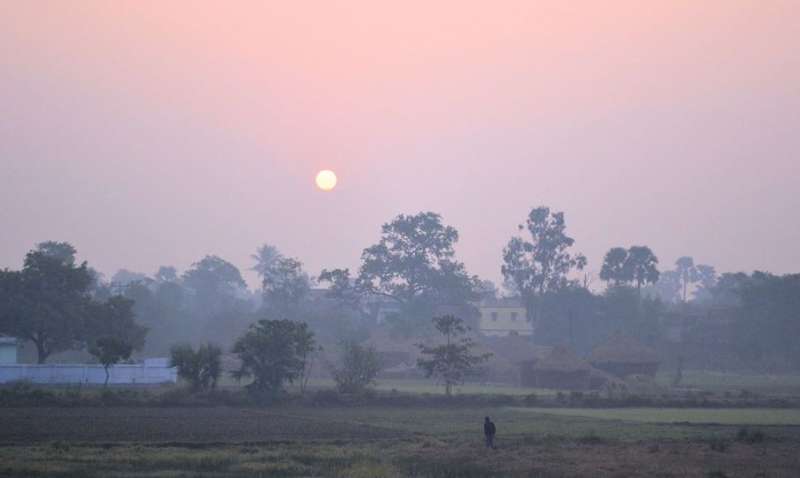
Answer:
1;1;798;288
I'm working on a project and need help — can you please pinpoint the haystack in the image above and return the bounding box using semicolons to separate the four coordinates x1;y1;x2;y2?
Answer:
520;345;591;390
590;333;660;378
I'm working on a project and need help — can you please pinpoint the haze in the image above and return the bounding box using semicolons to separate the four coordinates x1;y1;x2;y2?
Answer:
2;1;798;286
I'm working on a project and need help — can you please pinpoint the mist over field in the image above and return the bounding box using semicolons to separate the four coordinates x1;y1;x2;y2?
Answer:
1;1;799;477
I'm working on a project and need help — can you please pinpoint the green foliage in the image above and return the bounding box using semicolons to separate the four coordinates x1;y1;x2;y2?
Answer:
416;315;492;396
89;336;133;386
325;212;480;336
0;242;94;363
85;296;147;352
169;343;223;391
600;247;631;285
502;206;587;322
231;319;316;396
600;246;659;291
332;341;383;394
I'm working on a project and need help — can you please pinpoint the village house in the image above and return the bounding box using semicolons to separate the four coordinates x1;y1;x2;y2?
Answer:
589;333;660;378
478;298;532;337
519;345;591;390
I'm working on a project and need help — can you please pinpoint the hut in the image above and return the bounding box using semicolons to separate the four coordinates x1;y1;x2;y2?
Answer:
589;334;660;378
520;345;591;390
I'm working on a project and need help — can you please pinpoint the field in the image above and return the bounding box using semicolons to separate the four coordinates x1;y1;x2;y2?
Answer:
1;405;799;477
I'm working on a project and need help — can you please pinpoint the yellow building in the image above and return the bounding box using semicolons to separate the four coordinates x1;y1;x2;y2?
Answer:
478;298;533;337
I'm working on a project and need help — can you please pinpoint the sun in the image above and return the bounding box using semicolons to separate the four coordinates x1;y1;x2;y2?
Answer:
315;170;337;191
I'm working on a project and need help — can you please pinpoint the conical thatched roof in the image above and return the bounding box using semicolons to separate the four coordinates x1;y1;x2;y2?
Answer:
590;333;659;365
482;335;550;364
532;345;591;372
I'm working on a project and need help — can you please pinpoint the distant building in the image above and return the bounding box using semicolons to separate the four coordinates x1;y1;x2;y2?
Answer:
478;298;532;337
589;333;660;378
520;345;591;390
0;336;17;364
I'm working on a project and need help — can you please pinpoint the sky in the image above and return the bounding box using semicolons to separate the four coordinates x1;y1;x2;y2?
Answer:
1;1;798;289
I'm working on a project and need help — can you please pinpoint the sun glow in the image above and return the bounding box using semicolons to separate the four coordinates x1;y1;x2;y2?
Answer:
315;170;337;191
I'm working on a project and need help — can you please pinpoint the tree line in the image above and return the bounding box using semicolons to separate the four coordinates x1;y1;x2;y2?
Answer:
1;206;798;372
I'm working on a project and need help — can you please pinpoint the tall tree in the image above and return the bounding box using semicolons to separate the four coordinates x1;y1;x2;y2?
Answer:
501;206;587;323
322;212;479;335
625;246;660;292
416;315;492;396
182;255;250;344
251;244;283;282
85;296;148;352
692;264;717;302
599;247;631;286
675;256;695;302
0;243;94;363
260;256;311;317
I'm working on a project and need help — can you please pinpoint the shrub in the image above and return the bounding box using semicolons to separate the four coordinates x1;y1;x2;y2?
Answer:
331;341;382;394
232;319;315;397
169;342;222;391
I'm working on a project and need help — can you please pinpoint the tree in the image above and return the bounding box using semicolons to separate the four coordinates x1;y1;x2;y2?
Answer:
331;341;383;394
692;264;717;302
231;319;316;396
35;241;78;265
650;270;682;303
625;246;660;292
260;256;311;316
251;244;283;281
675;256;695;302
85;296;148;353
501;207;587;323
154;266;179;283
183;255;246;301
182;255;250;341
600;247;631;286
89;336;133;386
169;343;222;391
322;212;479;335
416;315;492;396
0;243;94;363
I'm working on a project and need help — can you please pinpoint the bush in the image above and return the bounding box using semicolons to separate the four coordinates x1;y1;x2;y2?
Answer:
331;341;382;394
232;319;316;397
169;342;222;391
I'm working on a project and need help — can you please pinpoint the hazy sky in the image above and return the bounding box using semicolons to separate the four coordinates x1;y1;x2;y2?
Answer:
2;1;798;288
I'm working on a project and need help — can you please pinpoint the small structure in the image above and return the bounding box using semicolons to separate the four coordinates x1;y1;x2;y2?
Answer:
589;334;660;378
479;298;532;337
520;345;591;390
0;336;17;364
0;357;177;385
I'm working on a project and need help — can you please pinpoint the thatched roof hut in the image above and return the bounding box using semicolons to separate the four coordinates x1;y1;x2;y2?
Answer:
589;334;660;378
520;345;591;390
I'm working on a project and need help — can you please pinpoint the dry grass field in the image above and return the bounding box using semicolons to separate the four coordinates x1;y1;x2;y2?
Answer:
0;405;798;477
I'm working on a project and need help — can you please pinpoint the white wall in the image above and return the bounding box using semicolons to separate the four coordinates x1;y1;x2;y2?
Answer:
0;363;177;385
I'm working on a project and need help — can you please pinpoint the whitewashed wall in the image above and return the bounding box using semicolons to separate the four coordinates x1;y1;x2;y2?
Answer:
0;360;177;385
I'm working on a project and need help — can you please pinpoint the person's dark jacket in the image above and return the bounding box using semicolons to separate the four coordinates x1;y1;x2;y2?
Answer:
484;420;496;436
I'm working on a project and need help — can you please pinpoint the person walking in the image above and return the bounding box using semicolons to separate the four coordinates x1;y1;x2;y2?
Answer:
484;416;496;449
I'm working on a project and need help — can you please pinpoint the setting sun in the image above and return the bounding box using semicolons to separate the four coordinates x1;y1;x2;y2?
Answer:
315;170;337;191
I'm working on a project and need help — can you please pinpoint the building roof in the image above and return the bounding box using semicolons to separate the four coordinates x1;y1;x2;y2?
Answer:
590;333;659;365
480;297;524;308
482;335;549;364
531;345;591;372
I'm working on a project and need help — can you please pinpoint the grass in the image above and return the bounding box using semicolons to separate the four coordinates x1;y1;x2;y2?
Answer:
656;370;800;395
515;407;800;425
1;405;799;477
290;378;557;396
